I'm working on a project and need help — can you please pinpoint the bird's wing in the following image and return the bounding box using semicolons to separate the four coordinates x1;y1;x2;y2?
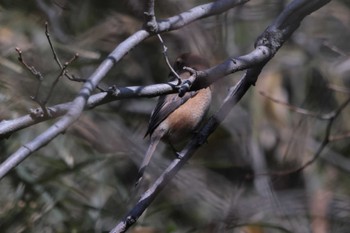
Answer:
145;90;198;137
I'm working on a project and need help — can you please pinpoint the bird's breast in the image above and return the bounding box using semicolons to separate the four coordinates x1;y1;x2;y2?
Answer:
160;87;211;144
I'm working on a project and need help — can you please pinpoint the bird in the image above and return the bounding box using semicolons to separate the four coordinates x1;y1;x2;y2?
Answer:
138;53;212;183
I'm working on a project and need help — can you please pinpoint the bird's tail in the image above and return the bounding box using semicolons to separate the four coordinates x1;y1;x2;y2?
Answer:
136;137;161;186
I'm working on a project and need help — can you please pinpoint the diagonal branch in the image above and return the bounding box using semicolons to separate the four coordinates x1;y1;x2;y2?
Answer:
111;65;265;233
109;0;331;232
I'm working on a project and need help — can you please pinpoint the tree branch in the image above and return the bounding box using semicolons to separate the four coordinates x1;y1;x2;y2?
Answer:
0;44;269;140
0;0;248;179
109;0;331;232
144;0;158;33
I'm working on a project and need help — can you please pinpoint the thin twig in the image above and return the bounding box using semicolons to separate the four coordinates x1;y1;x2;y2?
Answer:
260;89;350;175
15;47;48;115
322;40;348;57
259;90;335;120
327;84;350;94
44;53;79;105
329;131;350;142
265;97;350;176
296;97;350;170
45;22;63;69
156;34;182;84
45;23;82;104
47;22;101;89
15;48;44;82
16;24;80;116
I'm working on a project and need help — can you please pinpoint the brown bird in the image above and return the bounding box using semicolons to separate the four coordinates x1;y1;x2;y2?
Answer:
138;53;212;182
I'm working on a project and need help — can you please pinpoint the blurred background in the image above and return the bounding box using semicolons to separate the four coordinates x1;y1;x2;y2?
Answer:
1;0;350;232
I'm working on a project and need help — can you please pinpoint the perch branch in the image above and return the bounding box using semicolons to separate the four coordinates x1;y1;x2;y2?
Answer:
110;0;331;232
